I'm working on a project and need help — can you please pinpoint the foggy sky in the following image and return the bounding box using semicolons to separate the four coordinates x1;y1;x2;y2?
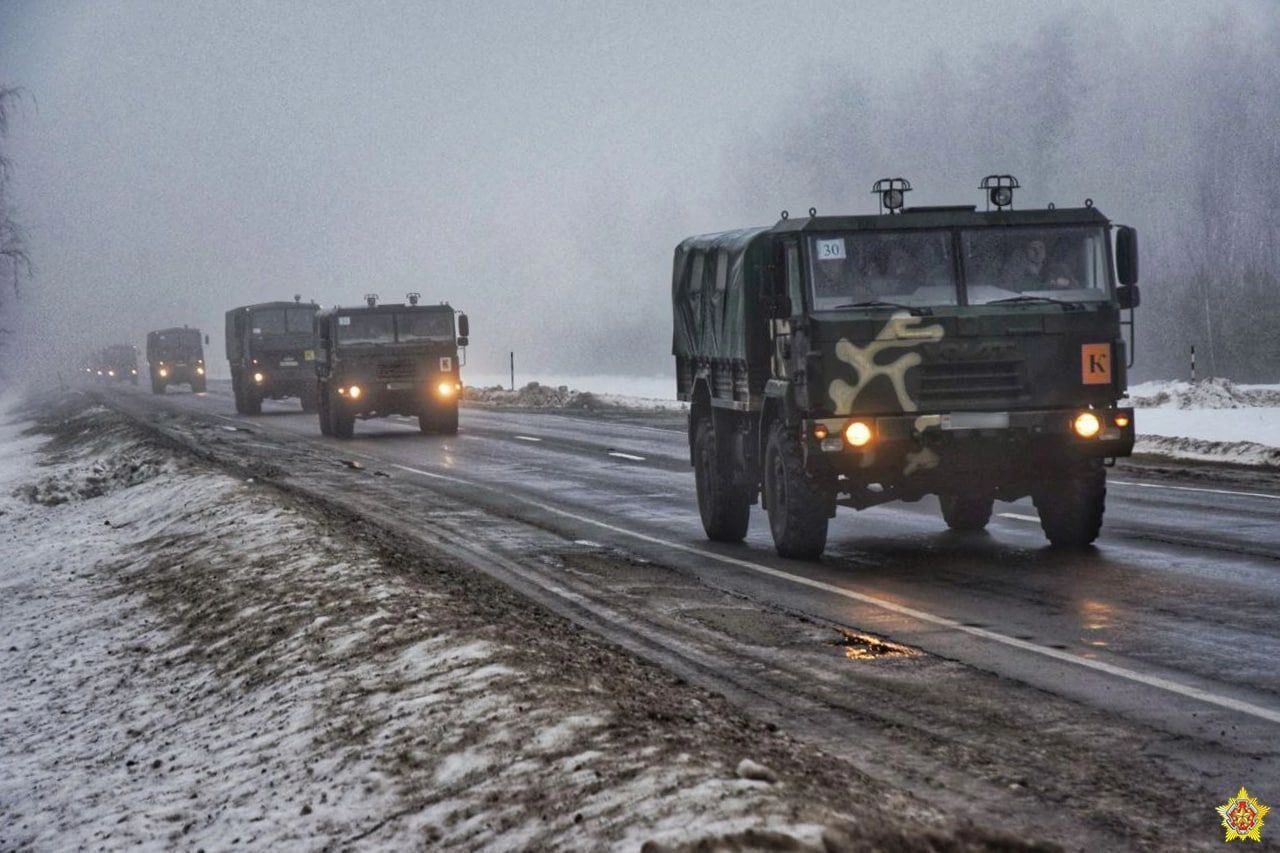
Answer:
0;0;1268;380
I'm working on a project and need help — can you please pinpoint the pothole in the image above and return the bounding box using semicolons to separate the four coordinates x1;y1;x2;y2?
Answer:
829;630;919;661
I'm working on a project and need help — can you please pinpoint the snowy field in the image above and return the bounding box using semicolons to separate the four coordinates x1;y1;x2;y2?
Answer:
0;393;896;850
1125;379;1280;467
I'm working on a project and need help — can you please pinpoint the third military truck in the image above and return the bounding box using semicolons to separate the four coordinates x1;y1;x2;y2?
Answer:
314;294;468;439
672;177;1140;558
146;326;207;394
225;298;320;414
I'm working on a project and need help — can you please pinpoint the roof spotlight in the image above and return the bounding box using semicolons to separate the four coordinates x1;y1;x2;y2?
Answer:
980;174;1020;210
407;292;420;306
872;177;912;214
364;293;378;308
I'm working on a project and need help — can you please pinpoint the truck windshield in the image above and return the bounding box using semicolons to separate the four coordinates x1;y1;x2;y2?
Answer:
961;226;1109;304
337;313;395;344
396;311;454;342
809;231;957;310
253;307;315;335
153;331;200;354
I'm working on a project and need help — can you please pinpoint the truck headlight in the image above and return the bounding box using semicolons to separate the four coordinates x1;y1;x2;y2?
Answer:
253;372;265;384
347;385;362;400
158;367;169;378
196;367;205;376
1073;412;1101;439
436;381;458;398
844;420;873;448
107;370;115;377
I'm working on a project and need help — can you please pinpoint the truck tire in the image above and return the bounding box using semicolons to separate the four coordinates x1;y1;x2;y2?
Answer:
1033;460;1106;548
763;421;831;560
939;494;994;531
317;387;333;436
243;387;262;415
192;377;207;393
151;377;165;395
299;385;318;413
327;394;354;439
419;404;459;435
692;416;750;542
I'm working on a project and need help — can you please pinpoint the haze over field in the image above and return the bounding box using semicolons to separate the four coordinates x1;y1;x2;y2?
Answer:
1;0;1277;382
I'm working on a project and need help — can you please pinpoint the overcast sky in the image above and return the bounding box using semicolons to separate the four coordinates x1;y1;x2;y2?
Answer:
0;0;1263;379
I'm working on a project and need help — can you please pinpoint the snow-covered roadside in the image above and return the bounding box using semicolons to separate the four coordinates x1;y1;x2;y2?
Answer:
1124;379;1280;467
465;381;686;413
0;398;888;850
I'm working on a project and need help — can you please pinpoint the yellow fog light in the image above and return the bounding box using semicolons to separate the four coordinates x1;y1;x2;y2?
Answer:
348;385;362;400
813;424;829;441
1114;414;1130;428
1073;412;1101;439
253;372;265;384
436;381;458;398
844;421;873;448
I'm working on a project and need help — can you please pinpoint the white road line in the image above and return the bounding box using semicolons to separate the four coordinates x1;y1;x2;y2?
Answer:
388;460;1280;725
998;512;1041;522
1110;479;1280;502
513;435;542;442
607;451;646;461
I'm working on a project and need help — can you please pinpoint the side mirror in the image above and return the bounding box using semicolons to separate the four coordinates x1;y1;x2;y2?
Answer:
1117;284;1141;310
205;334;210;345
457;313;470;342
1116;225;1139;286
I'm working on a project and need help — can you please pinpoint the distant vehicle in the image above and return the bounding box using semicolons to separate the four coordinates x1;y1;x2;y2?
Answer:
671;176;1140;558
97;344;140;384
314;293;468;438
146;326;208;394
224;298;320;414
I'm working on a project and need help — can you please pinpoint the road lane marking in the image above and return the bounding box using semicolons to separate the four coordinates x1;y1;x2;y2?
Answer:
607;451;646;461
386;460;1280;725
1110;479;1280;502
999;512;1040;522
514;435;542;442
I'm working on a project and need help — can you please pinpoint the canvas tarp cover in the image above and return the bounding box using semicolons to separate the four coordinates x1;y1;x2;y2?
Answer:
671;227;771;362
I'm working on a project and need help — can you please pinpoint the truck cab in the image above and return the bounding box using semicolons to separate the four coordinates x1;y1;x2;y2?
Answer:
146;326;207;394
673;177;1140;558
224;299;320;414
314;294;468;439
98;344;140;384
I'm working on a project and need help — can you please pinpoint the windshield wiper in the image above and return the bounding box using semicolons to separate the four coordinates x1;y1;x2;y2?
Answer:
829;300;932;315
983;295;1082;310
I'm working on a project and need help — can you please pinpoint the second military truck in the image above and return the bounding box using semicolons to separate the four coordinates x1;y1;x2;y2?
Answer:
314;294;468;438
672;177;1140;558
225;298;320;414
146;326;207;393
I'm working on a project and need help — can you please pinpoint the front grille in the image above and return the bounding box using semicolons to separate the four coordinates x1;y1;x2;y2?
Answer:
918;361;1023;404
376;360;416;380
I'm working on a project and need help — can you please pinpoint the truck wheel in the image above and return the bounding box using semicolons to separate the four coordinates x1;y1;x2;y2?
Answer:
939;494;994;531
317;388;333;436
693;416;750;542
151;377;165;395
192;377;207;393
299;386;318;413
327;395;354;439
1033;460;1106;548
764;421;831;560
244;387;262;415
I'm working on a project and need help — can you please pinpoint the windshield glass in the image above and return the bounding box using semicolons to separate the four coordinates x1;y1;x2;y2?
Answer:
337;313;395;344
252;307;315;335
961;226;1109;304
397;310;454;342
153;330;200;356
809;231;957;310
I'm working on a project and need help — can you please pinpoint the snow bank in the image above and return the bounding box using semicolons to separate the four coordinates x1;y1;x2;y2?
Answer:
1120;379;1280;466
0;402;866;850
1125;378;1280;409
466;381;686;413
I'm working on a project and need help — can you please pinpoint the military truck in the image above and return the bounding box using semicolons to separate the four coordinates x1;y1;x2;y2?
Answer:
98;344;140;384
314;294;468;439
225;298;320;414
672;177;1139;558
146;326;208;394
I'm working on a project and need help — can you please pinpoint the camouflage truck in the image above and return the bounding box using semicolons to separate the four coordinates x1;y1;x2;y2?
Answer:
146;326;208;394
97;344;140;384
225;298;320;414
672;177;1140;558
314;294;469;439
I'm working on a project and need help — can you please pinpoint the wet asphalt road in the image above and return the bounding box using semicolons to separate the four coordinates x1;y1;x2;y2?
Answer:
129;382;1280;788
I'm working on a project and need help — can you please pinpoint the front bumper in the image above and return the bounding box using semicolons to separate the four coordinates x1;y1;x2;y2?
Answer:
806;406;1135;479
251;368;314;397
333;377;461;416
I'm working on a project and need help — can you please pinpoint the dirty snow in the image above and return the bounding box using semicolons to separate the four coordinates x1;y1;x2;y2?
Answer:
1122;379;1280;466
0;397;875;850
465;380;685;412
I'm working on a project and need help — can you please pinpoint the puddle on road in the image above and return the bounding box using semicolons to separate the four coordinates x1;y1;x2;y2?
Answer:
829;630;919;661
